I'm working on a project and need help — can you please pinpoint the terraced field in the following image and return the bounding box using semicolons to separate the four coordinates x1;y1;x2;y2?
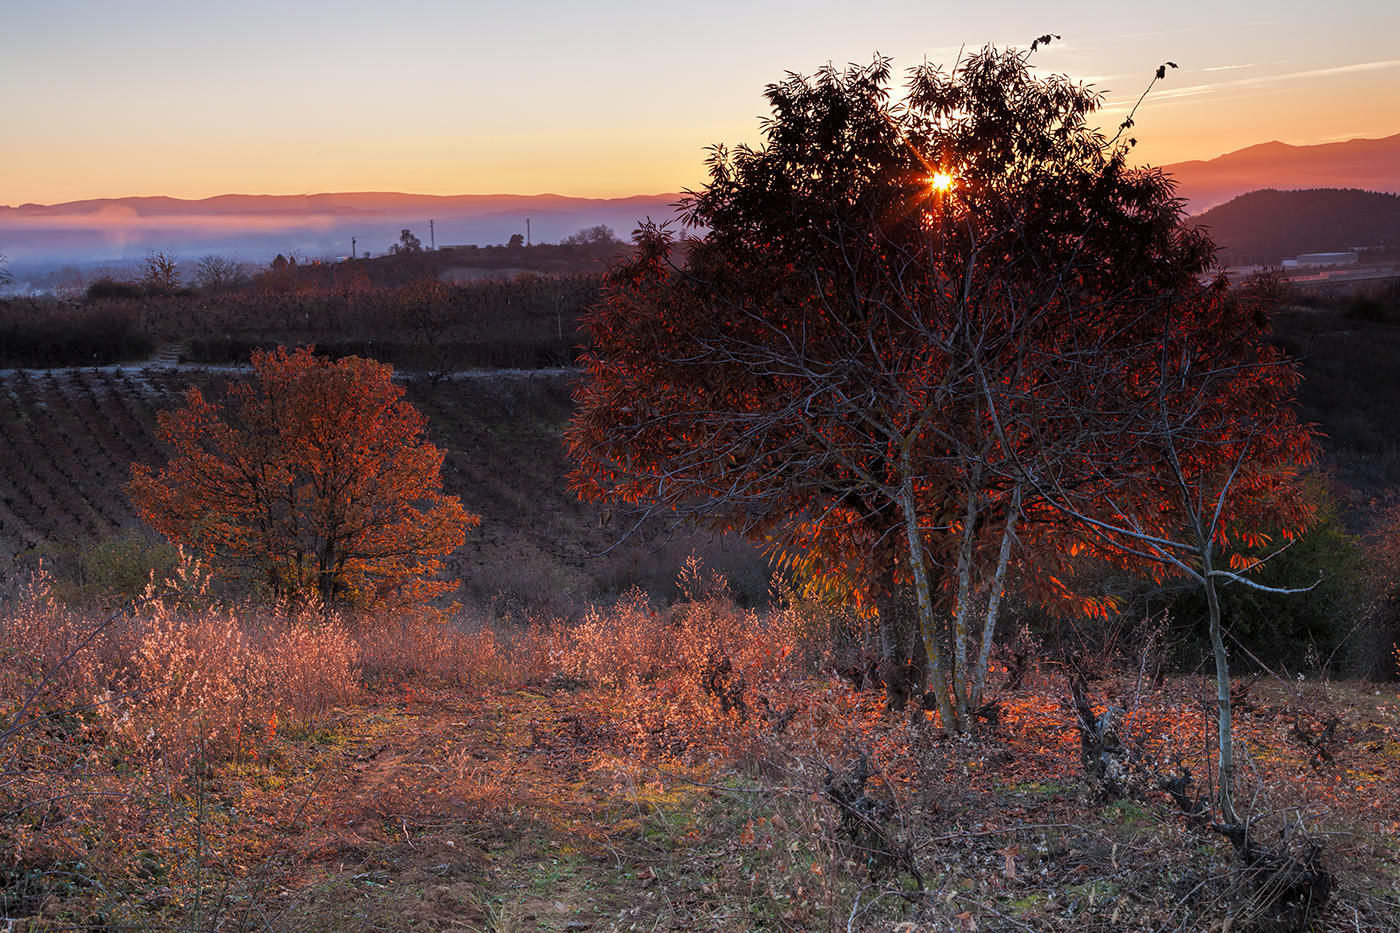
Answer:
0;366;184;557
0;364;766;611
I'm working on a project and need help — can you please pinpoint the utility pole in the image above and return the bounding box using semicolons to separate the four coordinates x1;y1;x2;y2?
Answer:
429;219;436;251
526;217;531;247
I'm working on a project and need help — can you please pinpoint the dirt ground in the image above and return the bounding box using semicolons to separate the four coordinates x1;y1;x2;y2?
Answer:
8;664;1400;931
132;675;1398;932
203;685;754;932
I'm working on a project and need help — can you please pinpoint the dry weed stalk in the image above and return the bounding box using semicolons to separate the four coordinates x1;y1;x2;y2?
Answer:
0;562;363;924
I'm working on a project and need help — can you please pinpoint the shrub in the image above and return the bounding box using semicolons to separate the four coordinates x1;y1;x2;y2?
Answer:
1163;507;1366;675
560;587;671;689
1344;280;1400;324
0;566;112;725
538;557;841;762
111;602;266;763
1;564;361;770
350;605;557;688
265;618;358;728
0;300;154;366
54;530;179;604
1357;502;1400;680
85;278;143;300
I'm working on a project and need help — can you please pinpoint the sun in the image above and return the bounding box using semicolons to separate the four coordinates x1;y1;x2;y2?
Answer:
930;171;955;193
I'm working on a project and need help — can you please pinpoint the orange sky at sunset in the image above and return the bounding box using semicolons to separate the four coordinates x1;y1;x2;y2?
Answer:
4;1;1398;205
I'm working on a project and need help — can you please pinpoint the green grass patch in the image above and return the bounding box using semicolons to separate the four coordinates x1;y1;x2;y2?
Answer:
1101;799;1153;828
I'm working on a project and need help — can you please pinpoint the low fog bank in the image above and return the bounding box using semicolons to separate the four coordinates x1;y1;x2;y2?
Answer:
0;192;683;281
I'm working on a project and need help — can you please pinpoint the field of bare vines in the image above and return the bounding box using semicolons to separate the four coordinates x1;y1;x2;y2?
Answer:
0;365;766;613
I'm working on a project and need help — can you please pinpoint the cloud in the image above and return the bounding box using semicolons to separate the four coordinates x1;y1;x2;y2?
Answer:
1270;59;1400;81
1100;59;1400;110
0;210;339;234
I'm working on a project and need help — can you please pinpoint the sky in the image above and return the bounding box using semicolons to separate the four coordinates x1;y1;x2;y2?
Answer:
5;0;1399;205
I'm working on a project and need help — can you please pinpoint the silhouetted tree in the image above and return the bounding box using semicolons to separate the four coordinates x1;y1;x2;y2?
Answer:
390;229;424;254
259;253;299;294
140;250;181;293
563;225;620;246
193;255;245;293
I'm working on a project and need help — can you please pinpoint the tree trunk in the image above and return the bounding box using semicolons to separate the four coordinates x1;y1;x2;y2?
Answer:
1203;553;1239;825
972;483;1020;710
950;476;980;724
875;582;918;712
897;458;961;732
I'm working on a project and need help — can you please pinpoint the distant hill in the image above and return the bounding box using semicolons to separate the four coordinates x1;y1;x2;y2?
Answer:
1192;188;1400;266
0;191;684;267
1160;133;1400;213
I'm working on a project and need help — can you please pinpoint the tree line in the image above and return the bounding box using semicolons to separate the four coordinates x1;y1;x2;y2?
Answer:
0;271;604;370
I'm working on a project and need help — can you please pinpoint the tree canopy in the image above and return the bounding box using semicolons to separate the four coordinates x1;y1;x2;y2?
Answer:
563;225;621;246
140;250;181;294
567;46;1313;733
390;228;424;254
129;347;476;608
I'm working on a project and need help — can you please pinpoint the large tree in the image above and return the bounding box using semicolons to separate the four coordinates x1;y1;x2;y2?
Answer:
568;46;1311;733
129;347;476;608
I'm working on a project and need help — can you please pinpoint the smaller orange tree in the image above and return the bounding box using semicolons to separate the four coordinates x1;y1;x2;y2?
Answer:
129;346;476;608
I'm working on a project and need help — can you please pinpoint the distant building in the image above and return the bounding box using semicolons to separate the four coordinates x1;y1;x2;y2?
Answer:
1282;251;1359;269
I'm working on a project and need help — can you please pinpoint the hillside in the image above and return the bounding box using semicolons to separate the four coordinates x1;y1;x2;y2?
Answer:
1272;300;1400;504
1160;133;1400;213
0;366;767;613
2;298;1398;607
1193;188;1400;266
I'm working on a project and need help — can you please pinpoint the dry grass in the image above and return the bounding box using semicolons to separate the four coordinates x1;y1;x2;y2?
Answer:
3;559;1399;930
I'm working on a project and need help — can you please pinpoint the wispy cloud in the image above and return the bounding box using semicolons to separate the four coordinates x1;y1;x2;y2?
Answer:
1202;63;1257;73
1101;59;1400;111
1275;59;1400;81
1044;73;1116;88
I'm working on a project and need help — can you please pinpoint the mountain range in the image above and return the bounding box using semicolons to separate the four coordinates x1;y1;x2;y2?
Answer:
1159;133;1400;213
2;133;1398;271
